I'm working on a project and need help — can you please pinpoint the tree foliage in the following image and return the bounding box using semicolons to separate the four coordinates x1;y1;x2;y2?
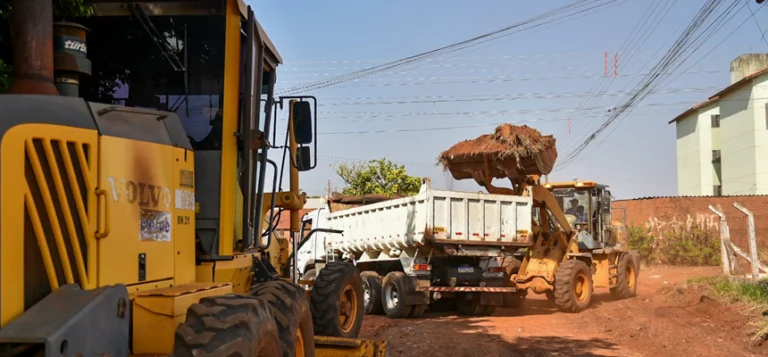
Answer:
333;158;422;196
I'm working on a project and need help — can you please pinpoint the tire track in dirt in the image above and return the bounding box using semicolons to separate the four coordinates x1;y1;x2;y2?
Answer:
360;267;767;357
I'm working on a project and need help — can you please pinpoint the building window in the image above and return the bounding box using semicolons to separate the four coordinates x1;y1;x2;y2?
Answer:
711;114;720;128
714;185;722;196
712;150;721;162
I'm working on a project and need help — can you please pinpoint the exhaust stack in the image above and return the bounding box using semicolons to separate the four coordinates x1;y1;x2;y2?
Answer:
8;0;59;95
53;22;91;97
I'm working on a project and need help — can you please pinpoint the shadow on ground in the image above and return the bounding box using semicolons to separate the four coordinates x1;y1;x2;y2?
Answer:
364;313;621;357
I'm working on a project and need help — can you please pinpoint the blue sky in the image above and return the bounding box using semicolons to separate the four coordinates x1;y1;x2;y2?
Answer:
248;0;768;199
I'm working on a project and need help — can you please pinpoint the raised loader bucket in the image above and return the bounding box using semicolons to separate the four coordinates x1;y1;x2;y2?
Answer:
438;124;557;182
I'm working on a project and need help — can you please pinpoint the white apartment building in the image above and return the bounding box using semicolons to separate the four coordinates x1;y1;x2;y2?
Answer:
670;54;768;196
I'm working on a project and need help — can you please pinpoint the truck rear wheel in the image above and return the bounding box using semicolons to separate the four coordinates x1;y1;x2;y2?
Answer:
250;280;315;357
173;295;281;357
554;259;593;313
310;261;365;338
610;253;638;299
382;271;413;318
361;271;384;315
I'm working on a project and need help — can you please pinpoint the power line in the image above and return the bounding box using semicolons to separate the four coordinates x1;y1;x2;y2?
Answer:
558;0;745;168
315;86;720;106
277;0;622;95
293;69;723;90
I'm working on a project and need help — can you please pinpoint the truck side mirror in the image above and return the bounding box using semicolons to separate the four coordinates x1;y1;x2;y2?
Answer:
291;101;313;145
296;146;312;171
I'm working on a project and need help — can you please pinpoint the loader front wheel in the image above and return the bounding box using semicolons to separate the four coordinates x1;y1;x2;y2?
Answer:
250;280;315;357
310;261;365;338
610;253;639;299
554;259;593;313
173;295;281;357
382;271;413;318
361;271;384;315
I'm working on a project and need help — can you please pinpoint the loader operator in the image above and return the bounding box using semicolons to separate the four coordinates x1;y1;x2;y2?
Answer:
565;198;585;221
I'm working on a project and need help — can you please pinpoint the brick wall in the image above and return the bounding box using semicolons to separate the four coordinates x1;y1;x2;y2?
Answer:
612;196;768;253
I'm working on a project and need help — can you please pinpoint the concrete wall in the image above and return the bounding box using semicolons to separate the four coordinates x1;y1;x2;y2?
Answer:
730;53;768;83
720;84;758;195
612;196;768;254
675;103;718;195
717;74;768;195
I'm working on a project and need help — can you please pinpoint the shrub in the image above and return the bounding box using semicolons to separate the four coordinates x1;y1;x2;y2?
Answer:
627;224;721;266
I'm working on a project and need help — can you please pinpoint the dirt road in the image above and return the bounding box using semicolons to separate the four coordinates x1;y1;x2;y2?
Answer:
360;267;767;357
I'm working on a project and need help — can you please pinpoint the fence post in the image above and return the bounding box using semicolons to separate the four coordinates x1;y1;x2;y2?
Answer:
709;205;732;275
733;203;760;281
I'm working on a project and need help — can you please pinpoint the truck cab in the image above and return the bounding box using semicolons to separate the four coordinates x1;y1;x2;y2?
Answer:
295;207;335;279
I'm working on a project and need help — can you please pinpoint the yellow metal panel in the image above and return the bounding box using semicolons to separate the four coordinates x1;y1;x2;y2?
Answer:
592;256;612;288
213;253;254;294
132;282;232;354
195;261;214;283
173;148;196;286
126;279;174;296
314;336;390;357
217;0;242;256
1;124;99;327
98;136;175;286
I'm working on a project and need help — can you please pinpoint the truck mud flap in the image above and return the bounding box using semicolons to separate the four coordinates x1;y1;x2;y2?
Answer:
315;336;390;357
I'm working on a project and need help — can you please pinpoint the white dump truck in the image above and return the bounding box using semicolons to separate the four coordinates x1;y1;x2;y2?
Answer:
295;178;533;318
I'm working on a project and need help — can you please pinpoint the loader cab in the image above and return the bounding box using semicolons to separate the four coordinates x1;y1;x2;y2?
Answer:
545;181;613;245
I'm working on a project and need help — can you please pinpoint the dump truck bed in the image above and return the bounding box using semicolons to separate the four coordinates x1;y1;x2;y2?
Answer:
325;182;533;254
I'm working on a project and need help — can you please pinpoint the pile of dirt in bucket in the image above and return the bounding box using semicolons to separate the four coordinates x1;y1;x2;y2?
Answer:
438;124;557;180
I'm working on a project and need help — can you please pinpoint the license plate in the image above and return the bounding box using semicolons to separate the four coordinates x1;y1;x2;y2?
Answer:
458;266;474;274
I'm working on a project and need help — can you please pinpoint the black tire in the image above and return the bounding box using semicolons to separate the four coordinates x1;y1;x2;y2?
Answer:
554;259;593;313
455;293;495;316
173;295;281;357
502;258;526;308
610;253;639;299
381;271;413;318
310;262;365;338
250;280;315;357
361;271;384;315
408;304;427;318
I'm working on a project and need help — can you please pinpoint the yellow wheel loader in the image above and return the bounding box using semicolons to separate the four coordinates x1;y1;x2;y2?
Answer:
438;125;639;314
501;181;640;312
0;1;387;356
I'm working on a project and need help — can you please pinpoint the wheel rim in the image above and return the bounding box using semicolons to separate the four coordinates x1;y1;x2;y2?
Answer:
626;264;637;291
295;325;306;357
339;283;359;334
363;280;371;308
574;273;589;301
384;282;398;310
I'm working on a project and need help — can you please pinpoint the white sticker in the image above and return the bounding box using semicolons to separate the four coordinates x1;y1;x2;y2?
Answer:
140;208;172;242
175;189;195;211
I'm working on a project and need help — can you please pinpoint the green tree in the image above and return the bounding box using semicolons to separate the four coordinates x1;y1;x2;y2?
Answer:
333;158;422;196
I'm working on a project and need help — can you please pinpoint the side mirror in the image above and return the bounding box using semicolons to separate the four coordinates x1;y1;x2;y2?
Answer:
601;190;611;213
296;146;312;172
291;101;313;145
